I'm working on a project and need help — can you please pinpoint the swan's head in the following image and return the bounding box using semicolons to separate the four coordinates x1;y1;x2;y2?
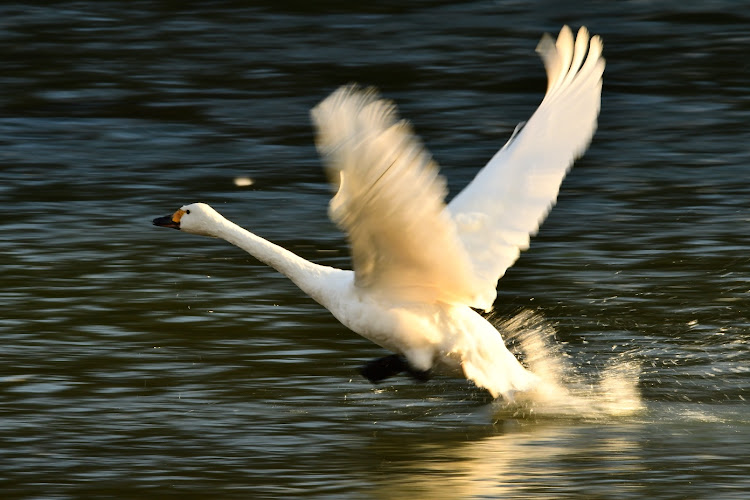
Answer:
153;202;223;237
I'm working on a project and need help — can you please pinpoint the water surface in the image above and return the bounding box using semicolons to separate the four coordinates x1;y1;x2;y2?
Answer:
1;1;749;498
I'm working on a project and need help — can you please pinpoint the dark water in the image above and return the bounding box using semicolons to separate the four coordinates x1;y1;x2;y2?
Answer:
2;1;749;498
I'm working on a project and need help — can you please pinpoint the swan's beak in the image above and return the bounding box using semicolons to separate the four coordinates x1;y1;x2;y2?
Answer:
152;209;184;230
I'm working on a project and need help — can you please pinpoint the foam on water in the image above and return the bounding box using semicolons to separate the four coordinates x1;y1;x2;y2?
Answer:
493;310;644;419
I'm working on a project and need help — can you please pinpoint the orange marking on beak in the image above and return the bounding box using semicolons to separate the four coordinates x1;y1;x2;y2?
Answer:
172;209;186;223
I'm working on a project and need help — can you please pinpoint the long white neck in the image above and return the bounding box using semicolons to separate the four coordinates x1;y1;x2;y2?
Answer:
210;216;345;305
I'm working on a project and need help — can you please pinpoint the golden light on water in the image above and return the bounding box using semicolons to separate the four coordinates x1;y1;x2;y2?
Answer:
233;177;254;187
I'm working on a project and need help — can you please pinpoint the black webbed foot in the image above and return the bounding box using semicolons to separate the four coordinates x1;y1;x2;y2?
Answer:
405;366;432;382
359;354;432;384
359;354;407;383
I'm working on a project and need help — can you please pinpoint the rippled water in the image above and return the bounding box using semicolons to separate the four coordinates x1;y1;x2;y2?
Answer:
2;2;749;498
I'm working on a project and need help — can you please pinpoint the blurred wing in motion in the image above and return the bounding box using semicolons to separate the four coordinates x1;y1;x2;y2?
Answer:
448;26;605;303
311;86;492;307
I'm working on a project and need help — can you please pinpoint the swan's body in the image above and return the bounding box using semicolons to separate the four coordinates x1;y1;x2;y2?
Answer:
153;26;604;400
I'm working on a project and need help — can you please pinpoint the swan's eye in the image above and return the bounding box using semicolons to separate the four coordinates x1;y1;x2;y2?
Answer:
186;210;191;214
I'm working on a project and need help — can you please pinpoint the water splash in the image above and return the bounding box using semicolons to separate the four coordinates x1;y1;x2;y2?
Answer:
493;310;644;419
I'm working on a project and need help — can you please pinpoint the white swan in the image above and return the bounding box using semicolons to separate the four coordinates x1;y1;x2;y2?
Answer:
153;26;604;401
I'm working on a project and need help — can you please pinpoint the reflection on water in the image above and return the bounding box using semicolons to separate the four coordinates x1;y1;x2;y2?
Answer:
2;0;750;498
369;403;750;499
369;423;647;498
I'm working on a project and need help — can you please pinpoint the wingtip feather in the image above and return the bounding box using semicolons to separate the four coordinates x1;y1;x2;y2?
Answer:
537;25;604;100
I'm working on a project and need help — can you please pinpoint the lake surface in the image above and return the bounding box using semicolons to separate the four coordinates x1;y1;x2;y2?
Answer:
2;1;749;498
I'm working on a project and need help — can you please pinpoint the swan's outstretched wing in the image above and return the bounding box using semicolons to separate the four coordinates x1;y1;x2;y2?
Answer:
448;26;605;305
312;86;493;307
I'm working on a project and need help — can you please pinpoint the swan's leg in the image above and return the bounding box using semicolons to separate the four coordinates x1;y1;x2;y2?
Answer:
360;354;407;383
359;354;431;383
405;365;432;382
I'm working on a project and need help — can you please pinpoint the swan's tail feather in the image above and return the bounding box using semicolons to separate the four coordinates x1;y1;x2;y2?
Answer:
463;353;539;401
457;312;540;401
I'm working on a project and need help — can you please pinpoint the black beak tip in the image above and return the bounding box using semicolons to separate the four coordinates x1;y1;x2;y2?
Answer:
153;215;180;230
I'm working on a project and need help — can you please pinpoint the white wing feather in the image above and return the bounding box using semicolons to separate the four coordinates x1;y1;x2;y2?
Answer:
448;26;605;307
311;86;492;307
311;26;603;312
